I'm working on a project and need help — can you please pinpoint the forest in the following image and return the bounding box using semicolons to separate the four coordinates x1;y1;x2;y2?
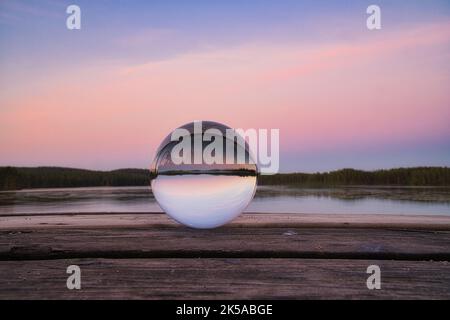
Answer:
1;166;449;191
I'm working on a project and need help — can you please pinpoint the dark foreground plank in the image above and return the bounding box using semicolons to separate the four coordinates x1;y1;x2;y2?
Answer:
1;226;450;261
0;258;449;299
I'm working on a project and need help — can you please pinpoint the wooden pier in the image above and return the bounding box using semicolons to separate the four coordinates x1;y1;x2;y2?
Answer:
0;212;449;299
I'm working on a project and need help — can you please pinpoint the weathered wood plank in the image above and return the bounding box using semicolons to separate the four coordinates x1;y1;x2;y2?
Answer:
1;213;450;230
0;258;449;299
1;226;449;261
1;213;449;299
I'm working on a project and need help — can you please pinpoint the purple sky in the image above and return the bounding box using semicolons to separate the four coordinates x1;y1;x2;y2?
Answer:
1;0;450;172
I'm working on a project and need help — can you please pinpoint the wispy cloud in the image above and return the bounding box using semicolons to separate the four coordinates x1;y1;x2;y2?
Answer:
264;21;450;82
121;22;450;92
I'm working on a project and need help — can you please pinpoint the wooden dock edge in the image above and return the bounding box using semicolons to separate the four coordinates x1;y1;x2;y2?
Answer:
1;212;450;230
1;212;449;299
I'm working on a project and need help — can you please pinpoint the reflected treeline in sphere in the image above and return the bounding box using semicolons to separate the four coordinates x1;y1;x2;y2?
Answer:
150;121;258;229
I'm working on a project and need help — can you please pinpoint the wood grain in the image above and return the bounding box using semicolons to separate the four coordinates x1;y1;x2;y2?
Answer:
1;212;450;230
1;213;449;299
0;258;449;299
1;226;450;261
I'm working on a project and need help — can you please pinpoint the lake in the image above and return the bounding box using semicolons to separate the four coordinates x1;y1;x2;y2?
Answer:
1;185;450;216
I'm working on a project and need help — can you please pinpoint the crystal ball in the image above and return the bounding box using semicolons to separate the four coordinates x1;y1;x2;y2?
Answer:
150;121;258;229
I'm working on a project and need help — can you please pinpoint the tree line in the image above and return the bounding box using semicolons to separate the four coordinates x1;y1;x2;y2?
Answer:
257;167;450;187
1;166;449;191
0;167;150;190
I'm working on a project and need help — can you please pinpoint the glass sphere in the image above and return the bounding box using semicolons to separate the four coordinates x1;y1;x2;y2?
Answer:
150;121;258;229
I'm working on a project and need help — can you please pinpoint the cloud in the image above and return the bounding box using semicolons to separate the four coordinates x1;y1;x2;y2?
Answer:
122;20;450;82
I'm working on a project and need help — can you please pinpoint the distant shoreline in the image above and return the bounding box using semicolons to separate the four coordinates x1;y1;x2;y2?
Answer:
1;166;450;191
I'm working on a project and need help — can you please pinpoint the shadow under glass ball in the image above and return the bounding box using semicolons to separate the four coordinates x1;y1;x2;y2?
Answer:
150;121;258;229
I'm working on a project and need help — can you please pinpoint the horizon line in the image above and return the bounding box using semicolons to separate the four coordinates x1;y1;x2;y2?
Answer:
1;165;449;175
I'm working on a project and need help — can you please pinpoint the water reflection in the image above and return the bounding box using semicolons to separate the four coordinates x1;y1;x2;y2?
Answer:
0;185;449;216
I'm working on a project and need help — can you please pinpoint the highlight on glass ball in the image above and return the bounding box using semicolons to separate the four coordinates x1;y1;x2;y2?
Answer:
150;121;258;229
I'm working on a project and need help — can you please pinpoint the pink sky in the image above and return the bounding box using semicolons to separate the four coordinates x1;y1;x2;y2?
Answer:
1;6;450;171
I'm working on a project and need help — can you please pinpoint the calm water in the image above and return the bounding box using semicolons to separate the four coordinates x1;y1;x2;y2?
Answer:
0;185;450;216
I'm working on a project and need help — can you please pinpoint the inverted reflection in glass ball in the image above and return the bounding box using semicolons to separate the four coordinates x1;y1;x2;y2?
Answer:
150;121;258;229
